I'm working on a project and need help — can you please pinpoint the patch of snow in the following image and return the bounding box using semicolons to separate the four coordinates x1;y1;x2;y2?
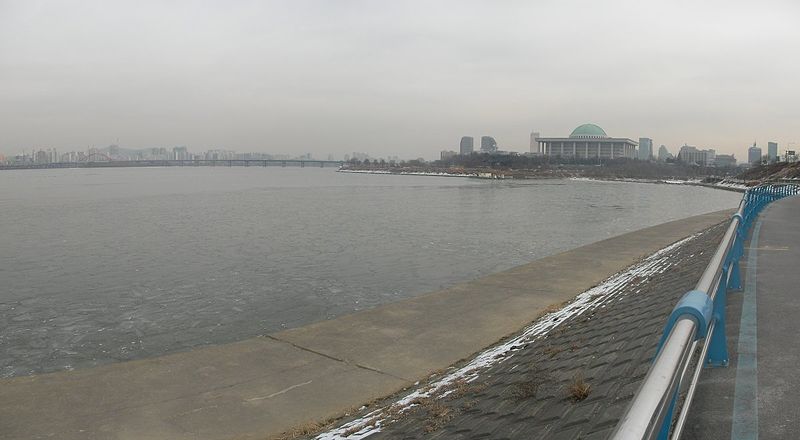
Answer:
712;180;748;191
337;168;476;178
337;169;392;175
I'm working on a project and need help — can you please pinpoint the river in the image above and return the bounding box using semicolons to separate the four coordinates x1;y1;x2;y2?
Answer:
0;167;741;377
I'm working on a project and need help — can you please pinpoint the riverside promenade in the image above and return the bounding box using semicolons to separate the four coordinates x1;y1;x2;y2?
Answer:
0;210;732;440
685;195;800;439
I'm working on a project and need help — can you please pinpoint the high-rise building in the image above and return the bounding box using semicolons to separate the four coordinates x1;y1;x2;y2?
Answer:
530;132;540;154
173;146;189;160
748;143;762;165
35;149;49;164
657;145;672;161
678;145;715;166
638;138;653;160
459;136;474;155
768;142;778;162
480;136;497;153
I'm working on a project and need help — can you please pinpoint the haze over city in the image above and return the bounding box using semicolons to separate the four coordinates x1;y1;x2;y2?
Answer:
2;0;799;159
8;2;800;439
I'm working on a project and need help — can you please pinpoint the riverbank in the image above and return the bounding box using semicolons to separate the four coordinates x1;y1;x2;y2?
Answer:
316;221;727;439
338;160;732;182
0;209;734;440
338;167;749;192
337;168;489;178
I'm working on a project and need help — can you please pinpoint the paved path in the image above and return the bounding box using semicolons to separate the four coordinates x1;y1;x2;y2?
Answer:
688;196;800;439
0;210;732;440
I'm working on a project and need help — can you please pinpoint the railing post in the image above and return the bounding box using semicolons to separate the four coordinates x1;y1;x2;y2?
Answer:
729;214;744;291
707;267;730;367
729;256;742;291
658;387;680;440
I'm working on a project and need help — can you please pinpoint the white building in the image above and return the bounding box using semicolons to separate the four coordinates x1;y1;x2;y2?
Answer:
530;131;540;154
678;145;716;166
535;124;637;160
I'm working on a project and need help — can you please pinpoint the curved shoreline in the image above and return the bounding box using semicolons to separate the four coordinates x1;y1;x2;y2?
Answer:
337;168;506;179
0;209;734;440
337;168;748;191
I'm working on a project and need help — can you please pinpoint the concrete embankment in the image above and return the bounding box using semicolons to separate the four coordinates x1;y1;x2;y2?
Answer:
339;221;727;439
0;210;733;440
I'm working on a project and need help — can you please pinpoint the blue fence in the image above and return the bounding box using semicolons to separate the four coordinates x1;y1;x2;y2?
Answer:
611;183;800;440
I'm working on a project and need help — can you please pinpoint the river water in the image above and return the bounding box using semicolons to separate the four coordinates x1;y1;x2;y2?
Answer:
0;167;741;377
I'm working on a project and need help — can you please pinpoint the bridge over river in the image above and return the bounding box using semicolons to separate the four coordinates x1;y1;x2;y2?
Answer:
0;159;344;171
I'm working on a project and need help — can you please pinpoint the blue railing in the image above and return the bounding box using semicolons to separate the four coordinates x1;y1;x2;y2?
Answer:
611;183;800;440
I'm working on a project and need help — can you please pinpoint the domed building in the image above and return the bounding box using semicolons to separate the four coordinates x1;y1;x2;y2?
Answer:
569;123;608;139
534;124;637;159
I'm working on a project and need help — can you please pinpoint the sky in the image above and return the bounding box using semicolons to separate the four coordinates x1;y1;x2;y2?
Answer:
1;0;799;160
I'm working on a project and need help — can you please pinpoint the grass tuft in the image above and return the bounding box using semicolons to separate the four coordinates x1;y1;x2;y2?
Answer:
270;420;325;440
567;373;591;402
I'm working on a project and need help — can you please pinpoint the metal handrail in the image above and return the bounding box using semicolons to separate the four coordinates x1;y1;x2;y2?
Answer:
611;183;800;440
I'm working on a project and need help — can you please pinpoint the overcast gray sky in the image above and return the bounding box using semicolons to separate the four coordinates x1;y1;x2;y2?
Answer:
1;0;799;160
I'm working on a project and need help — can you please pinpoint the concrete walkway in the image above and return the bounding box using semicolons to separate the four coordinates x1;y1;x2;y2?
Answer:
0;210;732;440
748;196;800;439
687;196;800;439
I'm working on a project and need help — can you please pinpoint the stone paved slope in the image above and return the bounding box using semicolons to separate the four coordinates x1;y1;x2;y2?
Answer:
314;223;726;440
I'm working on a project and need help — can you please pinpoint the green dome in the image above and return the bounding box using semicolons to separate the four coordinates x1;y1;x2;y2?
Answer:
570;123;608;138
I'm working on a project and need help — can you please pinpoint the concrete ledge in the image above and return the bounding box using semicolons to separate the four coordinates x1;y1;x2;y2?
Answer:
0;209;734;440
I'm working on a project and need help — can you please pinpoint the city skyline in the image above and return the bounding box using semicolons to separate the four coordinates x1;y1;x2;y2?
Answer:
2;1;800;159
2;144;377;165
2;131;789;165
